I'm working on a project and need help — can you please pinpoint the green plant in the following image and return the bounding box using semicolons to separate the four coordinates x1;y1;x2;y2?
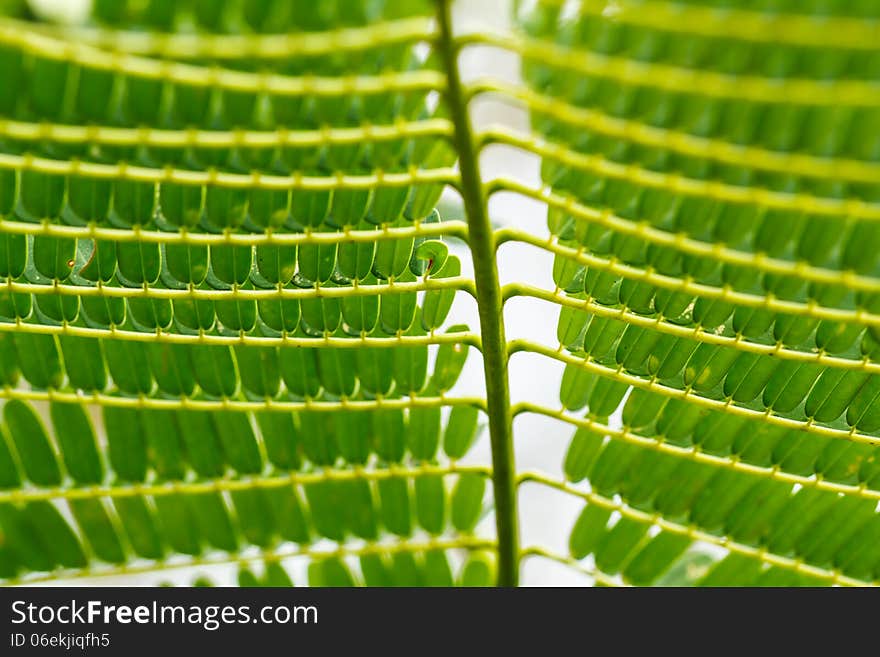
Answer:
0;0;878;587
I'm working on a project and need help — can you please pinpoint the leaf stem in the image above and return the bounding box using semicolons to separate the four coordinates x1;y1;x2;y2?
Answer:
436;0;519;586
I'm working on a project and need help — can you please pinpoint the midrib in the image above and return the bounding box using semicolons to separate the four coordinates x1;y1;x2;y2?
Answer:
435;0;519;587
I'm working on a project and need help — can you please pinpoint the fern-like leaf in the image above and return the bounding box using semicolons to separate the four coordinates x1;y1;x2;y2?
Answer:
0;0;878;587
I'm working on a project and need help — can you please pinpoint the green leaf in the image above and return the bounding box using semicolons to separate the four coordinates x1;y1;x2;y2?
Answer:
451;473;485;533
12;334;62;389
4;400;61;486
415;474;446;535
1;0;878;589
104;407;148;482
460;551;496;587
308;558;355;587
378;476;412;537
443;406;480;460
49;403;103;484
430;327;470;393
